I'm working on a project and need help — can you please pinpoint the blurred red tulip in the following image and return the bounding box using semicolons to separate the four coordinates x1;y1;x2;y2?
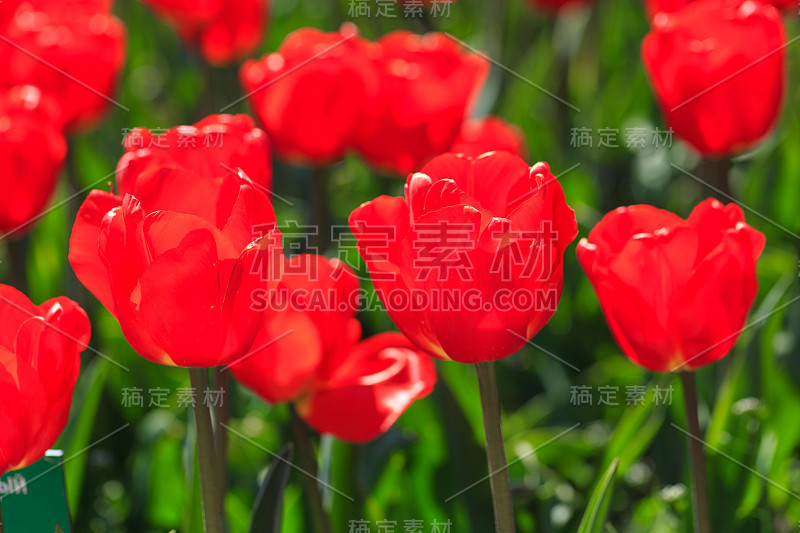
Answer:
0;0;126;133
0;285;90;475
0;85;66;237
117;114;272;195
349;152;578;363
353;31;489;176
577;199;765;372
69;167;283;367
241;24;377;167
139;0;267;65
231;254;437;443
644;0;692;15
297;331;437;443
0;0;113;27
450;116;528;159
642;0;786;156
232;254;362;404
644;0;795;18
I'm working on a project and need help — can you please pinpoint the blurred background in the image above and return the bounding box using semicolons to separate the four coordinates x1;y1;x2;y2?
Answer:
2;0;800;531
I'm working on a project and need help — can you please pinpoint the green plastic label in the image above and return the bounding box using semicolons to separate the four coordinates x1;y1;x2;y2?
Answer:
0;450;72;533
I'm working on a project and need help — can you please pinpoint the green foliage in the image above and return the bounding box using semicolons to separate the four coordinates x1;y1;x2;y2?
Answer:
578;457;619;533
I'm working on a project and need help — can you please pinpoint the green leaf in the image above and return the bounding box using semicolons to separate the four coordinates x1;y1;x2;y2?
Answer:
578;458;620;533
146;437;185;527
602;377;669;475
249;443;294;533
59;357;110;517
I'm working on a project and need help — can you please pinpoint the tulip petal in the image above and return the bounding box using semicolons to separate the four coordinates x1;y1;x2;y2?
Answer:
127;166;223;223
584;204;683;257
230;310;323;404
298;332;436;443
670;227;761;370
69;190;124;316
0;286;38;352
399;205;523;363
220;229;285;363
0;352;47;473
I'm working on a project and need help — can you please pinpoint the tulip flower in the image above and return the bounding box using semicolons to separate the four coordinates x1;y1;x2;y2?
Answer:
349;151;578;364
350;151;576;532
577;198;764;533
69;167;283;368
450;117;528;159
117;114;273;194
641;0;786;156
353;31;489;176
231;254;436;443
0;0;126;133
138;0;267;64
0;86;66;237
0;285;90;476
577;198;764;372
240;24;376;167
0;0;114;33
644;0;796;17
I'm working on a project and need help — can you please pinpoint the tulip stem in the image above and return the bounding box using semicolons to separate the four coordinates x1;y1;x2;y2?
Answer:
311;168;330;254
5;237;28;292
288;404;333;533
700;158;732;200
475;361;516;533
189;368;226;533
212;367;230;489
680;372;711;533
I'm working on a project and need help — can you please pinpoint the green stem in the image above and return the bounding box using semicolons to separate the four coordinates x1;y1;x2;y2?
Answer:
6;237;28;291
680;372;711;533
700;158;732;200
212;367;230;490
65;140;84;304
311;168;330;254
189;368;226;533
475;361;516;533
288;405;333;533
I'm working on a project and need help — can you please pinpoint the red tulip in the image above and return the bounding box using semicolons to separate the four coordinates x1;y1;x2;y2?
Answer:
644;0;692;15
0;0;126;133
69;167;283;368
233;254;362;404
349;151;578;363
240;24;376;166
644;0;795;18
297;332;437;443
577;199;765;372
450;116;528;159
117;114;272;194
231;254;437;443
641;0;786;156
0;85;66;236
0;285;90;475
138;0;267;65
0;0;21;27
353;31;489;176
0;0;113;27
